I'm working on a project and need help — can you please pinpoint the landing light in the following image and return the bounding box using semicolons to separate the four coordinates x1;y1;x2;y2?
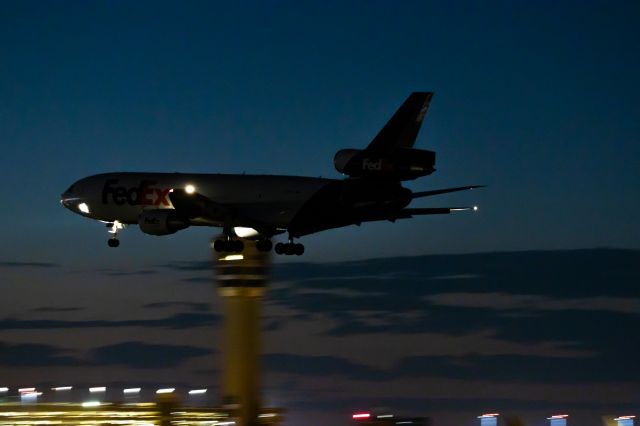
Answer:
473;205;478;211
78;202;90;214
185;184;196;194
234;226;259;238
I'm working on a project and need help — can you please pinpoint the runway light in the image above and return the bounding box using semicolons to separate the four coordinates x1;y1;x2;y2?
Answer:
156;388;175;394
52;386;72;391
259;413;277;418
188;389;207;395
185;184;196;194
18;388;35;393
123;388;141;394
378;414;394;418
220;254;244;261
82;401;101;407
78;202;90;214
0;387;8;392
353;412;371;420
89;387;106;393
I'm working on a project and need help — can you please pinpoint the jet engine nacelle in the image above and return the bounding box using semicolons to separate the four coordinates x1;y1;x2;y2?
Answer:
334;148;436;180
138;209;190;236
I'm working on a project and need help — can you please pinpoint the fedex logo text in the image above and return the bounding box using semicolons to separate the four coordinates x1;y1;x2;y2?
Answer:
102;179;171;206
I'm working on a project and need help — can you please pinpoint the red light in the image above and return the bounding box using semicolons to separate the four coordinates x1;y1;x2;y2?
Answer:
353;413;371;420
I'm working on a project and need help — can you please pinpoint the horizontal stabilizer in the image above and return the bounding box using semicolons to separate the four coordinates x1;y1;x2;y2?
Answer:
399;207;474;217
411;185;485;199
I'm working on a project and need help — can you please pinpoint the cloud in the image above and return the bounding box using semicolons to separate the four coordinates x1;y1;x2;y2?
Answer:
0;341;81;366
90;341;212;369
99;269;158;277
31;306;84;313
143;302;211;312
264;353;388;380
0;261;58;268
426;293;640;315
0;312;219;330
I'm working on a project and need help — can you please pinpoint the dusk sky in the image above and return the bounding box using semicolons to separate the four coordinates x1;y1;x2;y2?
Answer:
0;1;639;425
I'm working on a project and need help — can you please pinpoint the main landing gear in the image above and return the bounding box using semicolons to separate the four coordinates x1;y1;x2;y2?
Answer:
213;238;244;253
274;238;304;256
105;221;124;248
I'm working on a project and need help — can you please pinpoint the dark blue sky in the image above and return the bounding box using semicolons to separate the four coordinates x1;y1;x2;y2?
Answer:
1;0;639;264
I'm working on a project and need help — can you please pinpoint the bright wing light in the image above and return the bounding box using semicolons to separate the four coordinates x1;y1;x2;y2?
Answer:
78;203;90;214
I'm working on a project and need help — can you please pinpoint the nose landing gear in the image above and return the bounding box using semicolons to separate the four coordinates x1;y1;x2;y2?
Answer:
105;221;125;248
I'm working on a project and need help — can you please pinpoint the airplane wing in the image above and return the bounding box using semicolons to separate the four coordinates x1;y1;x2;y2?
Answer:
168;189;279;236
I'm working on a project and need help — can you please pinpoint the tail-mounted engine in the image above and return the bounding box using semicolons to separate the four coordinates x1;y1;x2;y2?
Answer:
334;148;436;181
138;209;190;236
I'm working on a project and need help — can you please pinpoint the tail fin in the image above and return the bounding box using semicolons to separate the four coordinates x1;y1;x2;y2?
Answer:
366;92;433;153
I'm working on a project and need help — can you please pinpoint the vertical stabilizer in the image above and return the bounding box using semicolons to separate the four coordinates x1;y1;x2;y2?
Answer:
366;92;433;153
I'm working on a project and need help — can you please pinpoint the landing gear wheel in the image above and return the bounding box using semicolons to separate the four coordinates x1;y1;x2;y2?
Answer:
275;242;284;255
294;243;304;256
233;239;244;253
107;238;120;248
256;239;273;252
214;239;225;252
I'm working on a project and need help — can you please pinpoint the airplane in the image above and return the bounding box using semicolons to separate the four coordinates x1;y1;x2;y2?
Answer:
60;92;483;255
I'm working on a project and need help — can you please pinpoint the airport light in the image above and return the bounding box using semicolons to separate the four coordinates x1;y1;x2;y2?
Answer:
156;388;175;394
353;412;371;420
258;413;276;418
220;254;244;261
82;401;101;408
185;184;196;194
89;386;106;393
377;414;394;418
188;389;207;395
18;387;36;393
123;388;141;394
0;387;8;392
52;386;73;391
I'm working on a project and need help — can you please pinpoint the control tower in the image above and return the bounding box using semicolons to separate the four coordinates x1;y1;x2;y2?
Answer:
213;237;271;426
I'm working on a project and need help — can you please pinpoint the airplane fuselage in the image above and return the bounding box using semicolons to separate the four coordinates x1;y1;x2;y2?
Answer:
62;172;334;228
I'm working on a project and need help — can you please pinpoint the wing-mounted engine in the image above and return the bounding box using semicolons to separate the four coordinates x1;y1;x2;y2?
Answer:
334;147;436;181
138;209;190;236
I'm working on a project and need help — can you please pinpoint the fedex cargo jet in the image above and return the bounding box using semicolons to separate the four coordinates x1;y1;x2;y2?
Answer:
61;92;482;255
